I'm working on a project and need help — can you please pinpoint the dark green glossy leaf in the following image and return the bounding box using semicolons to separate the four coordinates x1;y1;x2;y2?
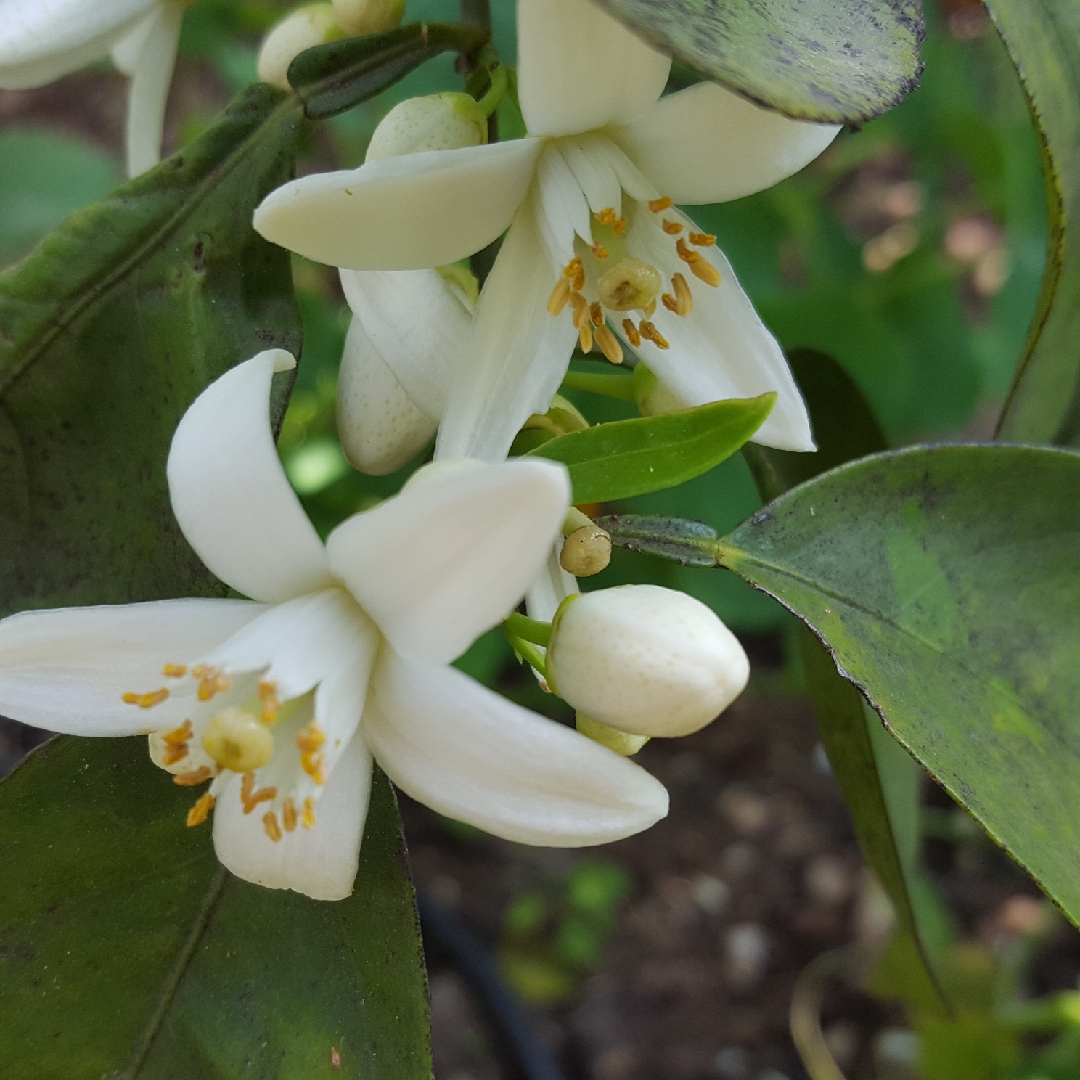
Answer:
0;84;303;617
289;22;488;120
989;2;1080;445
0;737;430;1080
718;445;1080;926
529;393;774;504
592;0;923;123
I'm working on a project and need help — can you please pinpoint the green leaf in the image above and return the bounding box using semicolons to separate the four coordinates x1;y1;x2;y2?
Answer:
718;444;1080;927
744;349;947;1013
289;22;488;120
987;3;1080;445
593;512;722;566
0;84;304;616
529;393;774;504
0;737;431;1080
592;0;924;124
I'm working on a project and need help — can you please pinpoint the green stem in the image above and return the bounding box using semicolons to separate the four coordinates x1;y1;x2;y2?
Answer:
560;369;637;403
504;612;553;647
476;62;508;118
503;630;548;677
460;0;491;29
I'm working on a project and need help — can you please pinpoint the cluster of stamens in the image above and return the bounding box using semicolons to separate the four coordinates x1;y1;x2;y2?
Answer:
123;661;326;841
545;196;721;360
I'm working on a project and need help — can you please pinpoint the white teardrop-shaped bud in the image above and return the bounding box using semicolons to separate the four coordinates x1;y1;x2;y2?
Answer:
365;93;488;161
332;0;405;36
546;585;749;738
257;3;341;91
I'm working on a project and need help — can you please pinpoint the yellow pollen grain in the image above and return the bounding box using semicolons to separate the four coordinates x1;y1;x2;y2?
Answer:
162;663;188;678
639;320;670;349
662;219;683;235
122;688;169;709
569;291;589;329
578;323;594;354
672;272;693;315
590;301;603;327
622;318;642;347
591;243;609;259
547;277;572;316
296;722;327;756
594;324;623;364
303;797;316;830
173;765;215;786
282;797;298;832
689;231;716;247
648;197;673;213
263;811;282;843
186;792;215;827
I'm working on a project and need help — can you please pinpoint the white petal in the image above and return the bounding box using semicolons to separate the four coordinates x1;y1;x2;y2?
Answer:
535;142;593;264
365;653;668;846
435;206;579;461
611;81;841;205
167;350;333;604
0;599;262;736
202;587;379;703
0;0;153;88
516;0;670;137
113;0;183;177
526;545;577;623
336;315;437;476
339;268;470;421
325;459;569;666
622;212;813;450
253;139;543;271
558;135;622;217
212;733;373;901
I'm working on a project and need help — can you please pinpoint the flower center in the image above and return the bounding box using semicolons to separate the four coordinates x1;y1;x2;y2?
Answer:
545;196;721;362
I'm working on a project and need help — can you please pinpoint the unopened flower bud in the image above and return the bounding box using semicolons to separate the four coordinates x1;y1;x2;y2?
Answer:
546;585;749;738
576;712;649;756
366;93;488;161
633;362;687;416
202;707;275;773
560;525;612;576
258;3;342;90
333;0;405;36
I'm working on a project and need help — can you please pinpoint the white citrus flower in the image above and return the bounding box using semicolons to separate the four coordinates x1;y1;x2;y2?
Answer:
254;0;840;461
0;350;668;900
0;0;188;176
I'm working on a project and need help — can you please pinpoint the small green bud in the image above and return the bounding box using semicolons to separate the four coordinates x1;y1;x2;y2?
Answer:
257;3;342;91
332;0;405;36
366;93;488;161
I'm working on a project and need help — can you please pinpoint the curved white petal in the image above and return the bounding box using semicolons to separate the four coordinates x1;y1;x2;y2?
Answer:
0;0;153;88
339;268;470;421
611;81;841;205
0;599;262;736
365;653;668;846
622;211;813;450
526;545;577;623
435;206;579;461
517;0;670;138
113;0;183;177
535;142;593;265
213;733;373;901
254;139;543;271
201;587;379;703
326;459;569;667
336;315;437;476
167;350;333;604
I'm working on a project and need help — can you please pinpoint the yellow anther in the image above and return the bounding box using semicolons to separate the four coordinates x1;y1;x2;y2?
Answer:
597;258;663;312
672;272;693;315
662;293;678;313
639;320;670;349
689;231;716;247
662;219;683;235
263;811;282;843
186;792;215;827
591;243;609;260
590;301;603;327
547;276;572;316
241;778;278;815
203;707;274;773
161;720;193;766
569;291;590;329
162;720;193;746
302;797;317;830
296;721;327;756
596;207;627;233
241;771;255;805
578;323;594;354
162;663;188;678
258;679;279;724
563;257;585;290
688;257;721;287
196;669;232;702
122;688;169;709
173;766;215;786
648;197;673;213
282;797;298;833
622;318;642;347
594;323;623;365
